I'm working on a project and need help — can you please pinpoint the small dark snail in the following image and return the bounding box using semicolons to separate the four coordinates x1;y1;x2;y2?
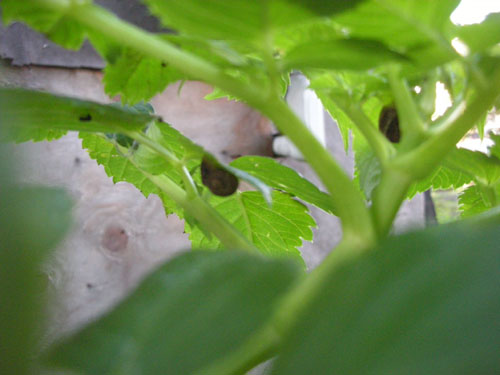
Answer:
201;156;238;196
379;106;400;143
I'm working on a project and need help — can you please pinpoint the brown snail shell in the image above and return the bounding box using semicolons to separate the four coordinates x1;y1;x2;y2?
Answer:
201;156;238;196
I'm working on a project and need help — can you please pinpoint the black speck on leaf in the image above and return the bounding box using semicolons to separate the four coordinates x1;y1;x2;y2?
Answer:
79;114;92;122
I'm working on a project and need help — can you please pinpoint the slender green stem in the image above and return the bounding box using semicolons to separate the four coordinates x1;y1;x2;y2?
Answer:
148;174;258;252
121;152;257;251
387;65;427;147
261;96;376;242
194;324;280;375
334;98;394;164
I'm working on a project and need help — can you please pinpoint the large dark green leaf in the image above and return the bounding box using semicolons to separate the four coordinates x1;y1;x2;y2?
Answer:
0;145;73;375
0;88;156;142
230;156;336;215
272;215;500;375
45;251;301;375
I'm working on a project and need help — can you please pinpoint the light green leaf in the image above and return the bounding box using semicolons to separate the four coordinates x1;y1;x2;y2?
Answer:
103;48;183;105
45;251;301;375
489;134;500;160
0;88;155;142
444;147;500;186
331;0;460;68
1;0;86;49
456;13;500;54
80;133;179;215
406;164;472;199
141;0;317;43
353;138;381;200
187;191;315;263
284;39;406;71
230;156;335;215
308;71;389;151
272;216;500;375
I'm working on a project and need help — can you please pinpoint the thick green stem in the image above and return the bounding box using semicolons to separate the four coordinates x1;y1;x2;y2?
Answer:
261;97;376;242
370;167;413;238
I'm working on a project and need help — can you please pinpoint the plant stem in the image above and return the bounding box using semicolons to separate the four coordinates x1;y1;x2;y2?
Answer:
387;65;427;148
274;234;369;336
334;98;394;164
199;234;371;375
151;175;258;252
123;154;257;252
370;167;413;237
261;96;376;242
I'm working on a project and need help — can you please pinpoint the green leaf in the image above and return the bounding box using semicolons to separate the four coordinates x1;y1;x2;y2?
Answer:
444;147;500;186
489;134;500;160
45;251;301;375
272;217;500;375
1;145;73;375
308;71;390;151
80;133;179;215
142;0;314;43
283;39;406;71
1;0;86;49
331;0;460;68
0;88;156;142
187;191;315;263
353;139;381;200
102;47;184;105
407;147;500;200
286;0;367;16
230;156;335;215
456;13;500;54
406;164;472;199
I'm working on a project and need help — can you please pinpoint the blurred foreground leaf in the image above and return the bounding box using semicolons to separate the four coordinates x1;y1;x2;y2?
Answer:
0;146;73;375
45;251;301;375
272;214;500;375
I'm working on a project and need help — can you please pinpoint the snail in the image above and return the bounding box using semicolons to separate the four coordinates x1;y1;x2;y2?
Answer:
201;156;238;196
379;106;400;143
